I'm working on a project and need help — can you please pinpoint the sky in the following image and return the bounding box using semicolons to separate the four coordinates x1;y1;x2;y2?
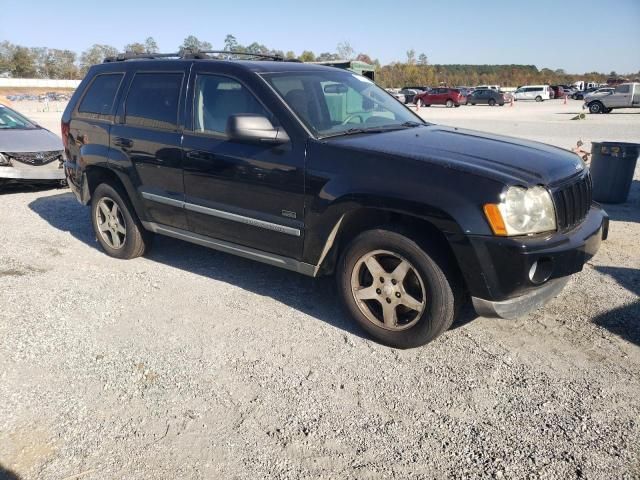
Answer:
2;0;639;74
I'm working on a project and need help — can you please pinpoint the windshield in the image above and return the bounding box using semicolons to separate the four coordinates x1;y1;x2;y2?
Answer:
0;105;37;130
262;70;424;138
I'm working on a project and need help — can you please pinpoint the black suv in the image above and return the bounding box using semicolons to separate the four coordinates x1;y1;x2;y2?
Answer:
62;52;608;348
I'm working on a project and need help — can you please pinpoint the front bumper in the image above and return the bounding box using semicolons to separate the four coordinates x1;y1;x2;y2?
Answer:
0;160;65;180
453;204;608;319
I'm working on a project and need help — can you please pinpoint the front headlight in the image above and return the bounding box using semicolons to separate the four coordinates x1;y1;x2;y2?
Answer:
484;186;556;236
0;153;12;167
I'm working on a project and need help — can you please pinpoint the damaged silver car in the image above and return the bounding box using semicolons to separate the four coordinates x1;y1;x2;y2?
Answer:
0;103;64;186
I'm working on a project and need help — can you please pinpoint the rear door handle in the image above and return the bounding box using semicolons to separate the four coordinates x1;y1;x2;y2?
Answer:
114;137;133;148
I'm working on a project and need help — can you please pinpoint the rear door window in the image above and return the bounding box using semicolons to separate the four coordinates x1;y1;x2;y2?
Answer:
124;73;183;131
78;73;124;117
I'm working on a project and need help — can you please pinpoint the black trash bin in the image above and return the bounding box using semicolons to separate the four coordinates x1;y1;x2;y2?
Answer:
589;142;640;203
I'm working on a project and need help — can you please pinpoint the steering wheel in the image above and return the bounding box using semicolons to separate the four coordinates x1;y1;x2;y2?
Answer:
341;114;365;125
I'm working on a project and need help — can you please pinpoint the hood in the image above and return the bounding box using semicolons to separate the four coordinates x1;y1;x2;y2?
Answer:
325;125;583;185
0;128;63;153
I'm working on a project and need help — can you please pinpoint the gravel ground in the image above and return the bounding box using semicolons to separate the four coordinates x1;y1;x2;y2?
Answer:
1;100;639;479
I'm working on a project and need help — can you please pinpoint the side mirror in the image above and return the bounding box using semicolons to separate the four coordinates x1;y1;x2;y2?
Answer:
226;114;289;145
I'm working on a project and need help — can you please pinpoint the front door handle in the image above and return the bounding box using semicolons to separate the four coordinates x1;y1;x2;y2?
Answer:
114;137;133;149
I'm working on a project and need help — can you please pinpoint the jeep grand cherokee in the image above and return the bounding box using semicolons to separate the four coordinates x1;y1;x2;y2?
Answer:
62;52;608;348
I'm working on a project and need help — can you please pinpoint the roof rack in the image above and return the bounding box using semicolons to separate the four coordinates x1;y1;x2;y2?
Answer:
103;49;301;63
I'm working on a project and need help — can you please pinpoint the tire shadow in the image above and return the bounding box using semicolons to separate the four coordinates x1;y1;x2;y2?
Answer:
0;464;21;480
28;192;369;340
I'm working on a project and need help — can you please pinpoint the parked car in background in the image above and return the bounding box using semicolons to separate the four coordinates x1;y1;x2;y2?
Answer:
476;85;500;91
385;89;406;104
400;86;429;104
456;86;474;97
513;85;551;102
415;87;466;107
550;86;565;99
466;89;505;106
63;54;608;348
585;82;640;113
0;103;65;186
572;87;599;100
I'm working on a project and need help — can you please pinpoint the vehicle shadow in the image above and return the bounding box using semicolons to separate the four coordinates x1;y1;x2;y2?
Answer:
592;266;640;346
0;181;65;195
598;180;639;223
29;192;371;340
0;464;21;480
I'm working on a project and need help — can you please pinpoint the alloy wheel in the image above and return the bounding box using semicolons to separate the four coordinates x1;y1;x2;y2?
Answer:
95;197;126;249
350;250;427;331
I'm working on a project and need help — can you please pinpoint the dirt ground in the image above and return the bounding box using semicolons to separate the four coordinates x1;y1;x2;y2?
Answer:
1;99;639;479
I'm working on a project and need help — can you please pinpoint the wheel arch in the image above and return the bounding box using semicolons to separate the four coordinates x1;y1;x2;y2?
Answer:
84;165;148;222
315;206;464;289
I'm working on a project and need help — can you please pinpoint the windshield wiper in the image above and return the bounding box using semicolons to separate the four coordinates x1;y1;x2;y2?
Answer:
322;122;425;139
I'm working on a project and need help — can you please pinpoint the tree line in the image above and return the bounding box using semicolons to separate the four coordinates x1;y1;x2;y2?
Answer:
0;36;635;88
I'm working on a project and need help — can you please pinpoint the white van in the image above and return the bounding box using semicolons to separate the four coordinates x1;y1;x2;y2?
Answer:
476;84;500;91
513;85;551;102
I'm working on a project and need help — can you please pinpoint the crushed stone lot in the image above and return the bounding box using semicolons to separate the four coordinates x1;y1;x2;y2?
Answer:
1;100;639;479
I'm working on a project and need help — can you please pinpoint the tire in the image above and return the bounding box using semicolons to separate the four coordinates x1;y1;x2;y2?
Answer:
488;99;496;106
445;99;454;108
454;104;460;108
535;96;543;102
471;103;476;106
337;228;460;348
499;103;504;106
91;182;152;259
588;101;603;114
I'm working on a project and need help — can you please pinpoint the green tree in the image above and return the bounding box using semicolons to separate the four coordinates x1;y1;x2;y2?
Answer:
124;42;146;54
285;50;296;60
0;41;16;75
144;37;159;53
224;34;240;52
299;50;316;62
11;46;37;78
79;44;118;75
418;53;428;66
180;35;212;52
44;49;78;78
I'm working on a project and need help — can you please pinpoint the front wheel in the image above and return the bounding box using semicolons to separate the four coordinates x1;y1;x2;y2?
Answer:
589;101;603;114
91;183;152;259
337;229;460;348
445;99;454;108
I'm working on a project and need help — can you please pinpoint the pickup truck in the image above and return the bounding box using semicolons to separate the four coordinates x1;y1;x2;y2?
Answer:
585;83;640;113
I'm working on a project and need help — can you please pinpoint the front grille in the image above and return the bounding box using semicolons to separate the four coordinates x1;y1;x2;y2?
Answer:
6;151;63;166
552;172;592;231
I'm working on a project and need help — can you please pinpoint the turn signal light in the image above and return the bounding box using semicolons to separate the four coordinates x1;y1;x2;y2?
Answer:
483;204;507;236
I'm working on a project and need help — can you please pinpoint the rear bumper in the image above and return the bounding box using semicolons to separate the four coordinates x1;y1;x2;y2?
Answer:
64;160;90;204
451;204;608;319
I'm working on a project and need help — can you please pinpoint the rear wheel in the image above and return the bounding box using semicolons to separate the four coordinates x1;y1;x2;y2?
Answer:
91;183;152;259
445;99;454;108
535;95;543;102
337;228;460;348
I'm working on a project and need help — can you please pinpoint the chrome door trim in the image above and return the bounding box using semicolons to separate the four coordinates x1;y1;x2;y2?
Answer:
185;202;301;237
142;221;315;276
141;191;301;237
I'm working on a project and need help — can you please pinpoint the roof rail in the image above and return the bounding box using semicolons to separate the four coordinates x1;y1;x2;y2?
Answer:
103;49;301;63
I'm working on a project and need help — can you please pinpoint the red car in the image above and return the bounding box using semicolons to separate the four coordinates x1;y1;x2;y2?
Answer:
550;85;565;99
415;88;466;107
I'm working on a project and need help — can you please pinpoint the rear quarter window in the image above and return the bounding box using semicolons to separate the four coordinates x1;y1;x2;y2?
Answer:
78;73;124;117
